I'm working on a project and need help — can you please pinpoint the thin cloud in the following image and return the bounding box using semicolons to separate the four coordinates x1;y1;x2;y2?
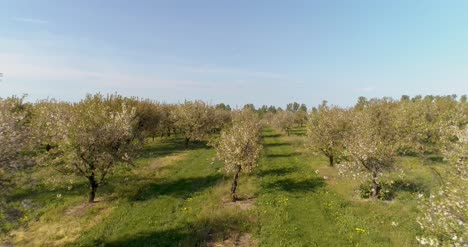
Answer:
12;17;49;25
359;86;376;92
0;53;206;91
180;66;287;80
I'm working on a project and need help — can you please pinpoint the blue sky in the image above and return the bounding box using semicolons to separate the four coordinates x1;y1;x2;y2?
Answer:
1;0;467;107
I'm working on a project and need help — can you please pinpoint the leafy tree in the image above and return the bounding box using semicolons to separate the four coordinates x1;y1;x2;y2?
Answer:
341;99;401;199
134;99;163;142
397;95;460;158
412;95;423;102
306;102;350;167
417;123;467;246
211;109;262;202
400;95;410;102
243;104;256;111
262;112;275;126
267;105;278;113
215;103;231;111
209;107;232;133
299;103;307;112
294;111;308;127
160;104;177;137
286;102;300;112
460;94;467;103
34;94;139;203
0;96;31;186
259;105;269;114
0;96;32;234
355;96;368;110
271;111;295;136
173;100;211;147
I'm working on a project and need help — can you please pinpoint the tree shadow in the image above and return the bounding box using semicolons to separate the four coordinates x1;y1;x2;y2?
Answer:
266;152;301;158
103;215;250;247
263;177;325;193
6;179;91;203
130;174;223;201
256;167;298;177
426;155;444;163
289;128;306;136
262;133;282;138
104;226;200;247
390;179;429;194
263;142;289;147
140;139;209;158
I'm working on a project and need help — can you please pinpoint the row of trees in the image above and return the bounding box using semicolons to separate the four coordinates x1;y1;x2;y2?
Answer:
5;95;313;207
1;95;237;203
417;124;467;246
0;96;31;188
2;96;309;205
2;93;465;244
303;95;466;245
306;96;466;198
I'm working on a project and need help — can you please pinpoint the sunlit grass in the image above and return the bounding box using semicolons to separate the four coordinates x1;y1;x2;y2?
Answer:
2;128;443;246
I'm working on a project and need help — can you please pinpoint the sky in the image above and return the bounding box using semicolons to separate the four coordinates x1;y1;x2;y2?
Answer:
1;0;467;107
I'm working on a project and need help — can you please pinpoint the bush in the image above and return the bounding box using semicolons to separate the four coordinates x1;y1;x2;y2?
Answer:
359;180;395;200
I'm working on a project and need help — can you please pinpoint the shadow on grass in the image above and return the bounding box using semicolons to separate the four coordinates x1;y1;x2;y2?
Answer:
256;167;298;177
103;215;250;247
140;139;209;158
6;180;91;203
130;174;223;201
263;142;290;147
426;155;444;163
104;227;199;247
266;152;301;158
262;133;282;138
391;179;429;194
263;177;325;193
289;129;306;136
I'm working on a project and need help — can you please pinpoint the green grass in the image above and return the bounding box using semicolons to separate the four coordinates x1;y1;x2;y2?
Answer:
75;140;255;247
255;128;427;246
3;128;441;246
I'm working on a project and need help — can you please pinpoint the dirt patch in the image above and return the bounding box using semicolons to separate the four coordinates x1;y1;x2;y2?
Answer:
207;233;257;247
64;202;91;217
64;196;108;217
223;198;256;211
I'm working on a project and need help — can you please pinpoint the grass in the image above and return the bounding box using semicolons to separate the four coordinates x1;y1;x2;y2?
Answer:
256;127;432;246
2;127;442;246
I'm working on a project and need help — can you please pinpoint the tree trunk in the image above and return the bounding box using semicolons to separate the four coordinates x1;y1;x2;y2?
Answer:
371;171;381;199
184;138;190;148
329;155;334;167
88;175;98;203
231;166;242;202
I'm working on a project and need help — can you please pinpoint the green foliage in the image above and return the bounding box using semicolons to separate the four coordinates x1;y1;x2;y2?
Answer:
2;94;467;246
306;102;350;166
173;100;213;146
359;180;395;201
33;94;140;202
271;111;295;135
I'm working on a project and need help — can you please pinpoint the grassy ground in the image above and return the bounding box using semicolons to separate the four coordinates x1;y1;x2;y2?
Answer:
255;128;431;246
2;127;440;246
